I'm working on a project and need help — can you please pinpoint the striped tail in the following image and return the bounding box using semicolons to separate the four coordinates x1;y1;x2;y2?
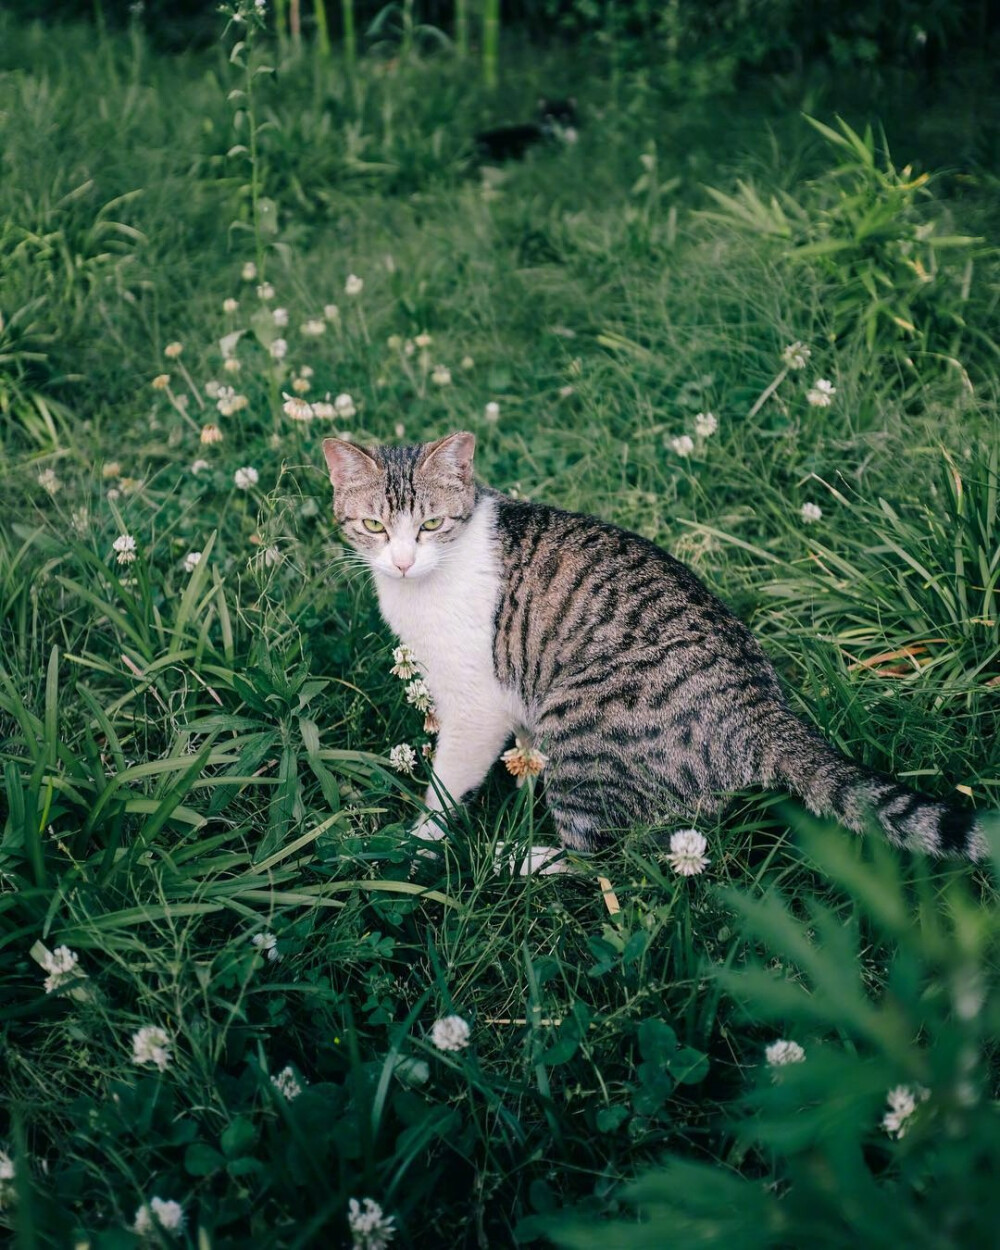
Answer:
763;708;988;859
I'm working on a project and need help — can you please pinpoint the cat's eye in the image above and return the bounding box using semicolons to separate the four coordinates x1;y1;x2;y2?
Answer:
361;518;386;533
420;517;444;532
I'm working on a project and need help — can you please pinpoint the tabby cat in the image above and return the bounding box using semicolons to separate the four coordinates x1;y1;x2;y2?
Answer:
322;431;986;860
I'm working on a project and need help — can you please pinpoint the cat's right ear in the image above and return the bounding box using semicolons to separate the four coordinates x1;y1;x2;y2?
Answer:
322;438;379;489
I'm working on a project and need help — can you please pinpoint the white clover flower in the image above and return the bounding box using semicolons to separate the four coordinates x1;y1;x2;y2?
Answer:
404;678;432;713
765;1039;806;1067
389;743;418;774
133;1197;185;1237
204;379;222;399
882;1084;929;1139
200;423;224;445
345;274;364;296
334;393;356;418
430;1014;471;1053
414;332;433;349
782;341;811;370
152;373;170;391
257;282;275;301
270;1065;304;1100
241;261;258;281
665;828;710;876
223;297;239;314
484;401;500;422
694;411;718;438
460;355;475;371
291;377;310;394
37;468;61;495
269;338;288;361
800;501;822;524
501;737;548;785
0;1148;15;1207
251;930;281;962
112;534;137;565
272;306;289;327
324;303;340;321
234;466;259;490
182;551;202;574
190;459;210;476
431;365;452;387
669;434;695;457
806;378;836;407
39;945;83;994
263;545;282;567
347;1197;395;1250
223;357;241;374
390;644;420;680
301;319;326;336
311;401;336;419
131;1026;172;1072
164;341;183;359
282;393;314;421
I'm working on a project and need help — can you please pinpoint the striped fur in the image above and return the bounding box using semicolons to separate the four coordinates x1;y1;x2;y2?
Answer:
323;432;987;859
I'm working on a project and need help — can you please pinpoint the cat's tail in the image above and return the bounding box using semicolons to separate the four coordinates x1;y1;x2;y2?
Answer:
763;707;989;859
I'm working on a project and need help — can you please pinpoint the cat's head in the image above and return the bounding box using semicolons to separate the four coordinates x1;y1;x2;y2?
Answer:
538;97;579;143
322;431;477;581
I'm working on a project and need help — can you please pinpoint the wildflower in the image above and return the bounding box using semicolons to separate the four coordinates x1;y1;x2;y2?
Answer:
404;678;432;713
387;334;402;351
283;394;314;421
394;422;405;438
263;545;282;567
223;357;241;374
665;828;710;876
112;534;137;566
299;364;314;379
669;434;695;457
182;551;202;573
501;736;548;784
882;1084;929;1139
389;743;418;774
311;401;336;419
216;388;248;416
164;342;183;359
460;355;475;371
334;393;356;418
559;385;575;398
152;374;171;390
107;488;121;502
37;468;60;495
301;319;326;336
806;378;836;407
251;930;281;962
324;303;340;321
270;1065;303;1100
131;1025;172;1072
234;466;259;490
39;945;83;993
403;339;415;357
241;261;258;281
191;459;210;475
133;1197;185;1237
800;501;822;524
345;274;364;296
257;282;275;301
200;423;223;445
269;338;288;361
272;306;289;327
223;297;239;314
390;644;419;680
765;1039;806;1067
102;461;122;479
0;1149;15;1207
204;379;222;399
484;401;500;422
782;341;811;370
414;333;433;349
347;1197;395;1250
431;365;452;387
430;1014;471;1053
423;708;439;734
71;507;89;534
694;411;718;438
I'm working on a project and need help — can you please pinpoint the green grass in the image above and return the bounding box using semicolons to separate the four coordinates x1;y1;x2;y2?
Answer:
1;7;999;1248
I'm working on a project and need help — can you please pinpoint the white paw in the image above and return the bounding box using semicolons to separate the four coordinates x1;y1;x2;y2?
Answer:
411;812;449;843
493;842;570;876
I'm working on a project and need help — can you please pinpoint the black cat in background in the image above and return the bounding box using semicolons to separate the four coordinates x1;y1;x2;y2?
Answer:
474;98;579;162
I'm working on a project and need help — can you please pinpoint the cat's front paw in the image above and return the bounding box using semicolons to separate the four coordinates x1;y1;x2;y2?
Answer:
411;812;449;844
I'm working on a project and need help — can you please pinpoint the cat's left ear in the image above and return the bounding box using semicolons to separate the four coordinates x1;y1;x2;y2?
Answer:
323;437;380;489
418;431;476;486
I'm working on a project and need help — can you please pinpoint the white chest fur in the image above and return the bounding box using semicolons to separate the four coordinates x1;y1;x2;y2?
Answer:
374;499;524;731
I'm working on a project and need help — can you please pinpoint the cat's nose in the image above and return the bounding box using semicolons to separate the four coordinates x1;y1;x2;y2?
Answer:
394;554;415;575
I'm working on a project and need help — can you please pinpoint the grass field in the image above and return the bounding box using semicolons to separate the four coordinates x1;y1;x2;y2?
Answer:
1;5;999;1247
